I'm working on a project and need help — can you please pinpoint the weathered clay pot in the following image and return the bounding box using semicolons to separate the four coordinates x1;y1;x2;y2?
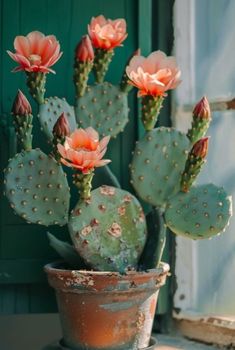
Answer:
45;261;169;350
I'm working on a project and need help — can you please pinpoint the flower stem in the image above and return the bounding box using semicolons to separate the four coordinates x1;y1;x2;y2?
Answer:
14;114;33;151
141;95;164;131
93;48;114;83
26;72;46;105
74;60;93;98
180;155;205;192
73;171;94;201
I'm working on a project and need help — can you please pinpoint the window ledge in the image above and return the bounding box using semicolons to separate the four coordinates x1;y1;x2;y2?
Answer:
156;334;220;349
173;312;235;348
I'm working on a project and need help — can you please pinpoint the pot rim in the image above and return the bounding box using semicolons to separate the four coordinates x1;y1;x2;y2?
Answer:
44;260;170;293
44;260;170;279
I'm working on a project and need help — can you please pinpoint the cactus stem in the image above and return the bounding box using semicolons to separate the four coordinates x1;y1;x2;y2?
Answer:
93;48;114;83
141;95;164;131
26;72;46;105
73;171;94;201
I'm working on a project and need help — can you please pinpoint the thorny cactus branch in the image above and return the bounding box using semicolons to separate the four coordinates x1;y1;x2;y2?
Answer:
93;48;114;83
26;72;46;105
72;171;94;201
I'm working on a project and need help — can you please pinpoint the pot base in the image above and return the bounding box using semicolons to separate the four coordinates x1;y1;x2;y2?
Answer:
43;337;157;350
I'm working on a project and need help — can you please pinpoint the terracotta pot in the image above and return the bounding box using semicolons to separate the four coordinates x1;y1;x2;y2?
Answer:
45;261;169;350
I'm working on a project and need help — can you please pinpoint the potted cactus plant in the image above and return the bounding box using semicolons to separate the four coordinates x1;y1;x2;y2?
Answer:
4;15;232;350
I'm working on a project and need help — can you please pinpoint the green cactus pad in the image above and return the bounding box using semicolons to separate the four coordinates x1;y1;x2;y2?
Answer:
165;184;232;239
131;127;191;208
38;97;77;140
69;185;147;273
4;149;70;226
75;83;129;138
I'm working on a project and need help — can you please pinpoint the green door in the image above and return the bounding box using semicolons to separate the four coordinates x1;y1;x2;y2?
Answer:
0;0;173;315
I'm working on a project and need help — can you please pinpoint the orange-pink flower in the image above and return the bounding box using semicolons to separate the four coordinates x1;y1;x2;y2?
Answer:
126;50;181;97
57;127;111;173
7;31;62;73
88;15;127;50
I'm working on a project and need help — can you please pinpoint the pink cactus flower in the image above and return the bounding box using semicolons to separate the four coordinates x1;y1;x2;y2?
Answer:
53;112;70;138
88;15;127;50
7;31;62;73
192;137;209;159
57;127;111;173
12;90;32;115
193;96;211;120
75;35;94;62
126;50;181;97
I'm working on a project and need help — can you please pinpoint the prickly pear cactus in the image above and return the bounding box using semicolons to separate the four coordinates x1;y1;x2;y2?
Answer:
39;97;77;139
69;185;147;272
75;82;129;138
165;184;232;239
131;127;190;208
4;149;70;226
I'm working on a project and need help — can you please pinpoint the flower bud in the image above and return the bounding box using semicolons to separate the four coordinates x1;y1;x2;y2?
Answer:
193;96;211;120
133;48;141;57
192;137;209;158
53;112;70;138
12;90;32;116
75;35;94;62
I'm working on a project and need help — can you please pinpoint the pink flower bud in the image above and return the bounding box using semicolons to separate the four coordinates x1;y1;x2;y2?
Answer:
192;137;209;158
53;112;70;138
193;96;211;119
75;35;94;62
12;90;32;115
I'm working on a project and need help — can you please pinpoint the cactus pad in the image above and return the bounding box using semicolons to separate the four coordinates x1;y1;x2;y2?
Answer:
68;185;147;273
75;83;129;138
39;97;77;140
165;184;232;239
131;127;190;208
4;149;70;226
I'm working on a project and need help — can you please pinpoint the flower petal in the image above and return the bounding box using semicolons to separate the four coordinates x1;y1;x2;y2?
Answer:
14;36;31;56
27;31;45;53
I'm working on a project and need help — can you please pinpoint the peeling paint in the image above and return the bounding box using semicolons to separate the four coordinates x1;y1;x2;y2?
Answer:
100;300;138;312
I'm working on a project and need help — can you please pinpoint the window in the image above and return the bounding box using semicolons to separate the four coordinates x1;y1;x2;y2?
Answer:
173;0;235;346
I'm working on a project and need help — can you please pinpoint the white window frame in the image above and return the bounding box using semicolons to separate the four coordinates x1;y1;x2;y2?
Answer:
172;0;235;347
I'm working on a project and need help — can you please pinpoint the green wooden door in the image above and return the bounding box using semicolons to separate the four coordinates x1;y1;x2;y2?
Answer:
0;0;173;315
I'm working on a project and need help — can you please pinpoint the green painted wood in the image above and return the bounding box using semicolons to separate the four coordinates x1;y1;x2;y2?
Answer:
151;0;175;321
0;0;174;315
0;260;49;284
